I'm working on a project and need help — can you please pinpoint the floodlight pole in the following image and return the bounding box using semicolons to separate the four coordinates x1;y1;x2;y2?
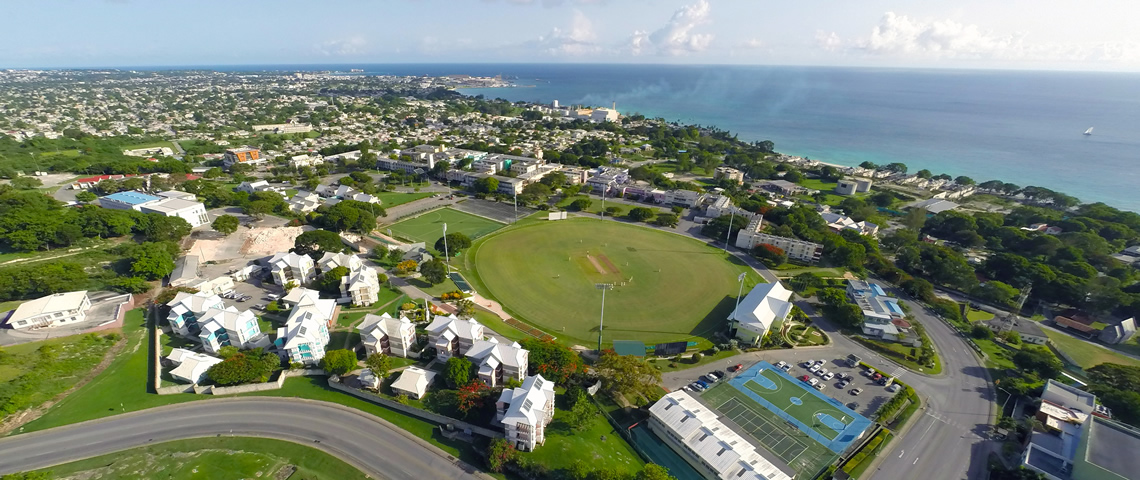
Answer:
442;223;450;268
723;208;736;253
731;272;747;322
513;189;518;223
596;283;614;353
601;186;606;221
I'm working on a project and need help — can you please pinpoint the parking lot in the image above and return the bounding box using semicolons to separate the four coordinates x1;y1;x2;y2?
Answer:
663;348;901;420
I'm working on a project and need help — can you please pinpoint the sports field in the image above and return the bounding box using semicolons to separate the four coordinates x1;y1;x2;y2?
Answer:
469;218;756;345
384;208;504;249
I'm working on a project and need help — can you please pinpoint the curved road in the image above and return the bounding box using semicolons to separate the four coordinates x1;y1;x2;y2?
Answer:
0;398;487;480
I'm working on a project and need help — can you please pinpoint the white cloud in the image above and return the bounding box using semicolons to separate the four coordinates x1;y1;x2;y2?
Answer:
739;38;764;49
534;10;601;56
629;0;714;56
316;37;367;56
859;12;1021;58
815;31;842;52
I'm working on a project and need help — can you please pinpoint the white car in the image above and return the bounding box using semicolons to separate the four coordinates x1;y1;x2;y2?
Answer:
801;360;814;368
808;378;820;386
781;364;793;372
817;368;829;377
838;379;850;388
775;361;787;369
823;372;835;381
814;383;825;391
809;364;821;373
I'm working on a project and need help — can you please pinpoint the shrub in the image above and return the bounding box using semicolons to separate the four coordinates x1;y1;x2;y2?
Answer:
690;352;702;363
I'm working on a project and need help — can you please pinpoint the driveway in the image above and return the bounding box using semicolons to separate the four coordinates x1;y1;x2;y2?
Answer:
0;397;489;480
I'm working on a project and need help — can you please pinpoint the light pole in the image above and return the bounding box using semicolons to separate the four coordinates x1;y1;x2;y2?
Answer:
513;189;518;224
723;207;736;253
600;186;606;221
731;272;747;324
442;223;450;269
595;283;614;353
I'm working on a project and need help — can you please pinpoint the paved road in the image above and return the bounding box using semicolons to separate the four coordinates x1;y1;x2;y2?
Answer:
0;398;487;480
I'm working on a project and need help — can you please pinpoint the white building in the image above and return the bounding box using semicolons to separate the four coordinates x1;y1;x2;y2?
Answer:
391;366;437;399
427;315;485;362
317;252;363;273
197;306;266;355
496;375;556;451
222;147;265;167
276;291;333;364
316;184;356;199
342;265;381;307
648;391;793;480
359;313;416;358
267;252;316;287
665;189;705;208
735;218;823;263
714;166;745;184
287;191;322;214
820;212;879;237
835;178;873;195
165;348;223;384
5;291;91;330
236;180;275;194
288;154;324;168
99;190;211;227
165;291;224;337
466;338;529;388
729;282;794;346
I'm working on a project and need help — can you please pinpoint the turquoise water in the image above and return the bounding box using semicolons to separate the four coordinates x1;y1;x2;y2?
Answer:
199;63;1140;211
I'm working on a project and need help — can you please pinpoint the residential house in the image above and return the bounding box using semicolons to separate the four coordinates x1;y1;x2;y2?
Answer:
341;265;381;306
427;315;484;362
729;283;794;346
835;178;873;195
359;313;416;358
846;280;909;341
236;180;274;194
289;154;324;168
287;191;322;214
317;252;363;273
5;291;92;330
757;180;808;196
465;338;529;387
275;292;333;364
821;212;879;237
1021;379;1122;480
165;348;223;384
197;306;267;355
391;366;437;400
714;166;745;184
166;291;224;337
279;288;337;327
267;252;316;287
648;391;794;480
496;375;556;451
984;315;1048;345
316;184;355;199
1099;318;1137;345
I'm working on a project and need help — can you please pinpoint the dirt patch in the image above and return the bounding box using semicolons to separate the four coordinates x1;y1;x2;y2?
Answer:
597;254;621;276
586;254;607;274
191;226;308;262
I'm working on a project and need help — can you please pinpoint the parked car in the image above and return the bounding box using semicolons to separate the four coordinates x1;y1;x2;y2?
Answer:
731;363;744;372
775;361;787;369
838;379;850;389
817;368;829;377
808;378;820;386
809;364;822;373
801;360;814;368
689;382;704;391
850;388;863;396
801;375;811;382
847;402;860;410
781;364;792;372
713;370;726;378
872;373;883;381
696;380;709;389
702;374;719;384
887;383;902;393
252;304;266;310
266;294;280;301
837;372;851;381
823;372;835;381
814;383;825;391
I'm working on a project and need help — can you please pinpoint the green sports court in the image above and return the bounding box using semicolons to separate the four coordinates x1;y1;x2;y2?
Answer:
383;208;505;249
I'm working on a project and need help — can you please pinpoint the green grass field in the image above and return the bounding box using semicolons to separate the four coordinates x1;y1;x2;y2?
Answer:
469;218;757;346
30;437;367;480
1043;329;1140;370
701;378;838;477
384;208;504;249
966;309;995;322
376;191;433;207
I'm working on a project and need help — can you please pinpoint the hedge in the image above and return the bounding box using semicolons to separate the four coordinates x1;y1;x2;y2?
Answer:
842;430;893;474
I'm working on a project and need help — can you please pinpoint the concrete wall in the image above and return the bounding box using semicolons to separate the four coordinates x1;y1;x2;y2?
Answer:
326;379;502;439
155;365;326;396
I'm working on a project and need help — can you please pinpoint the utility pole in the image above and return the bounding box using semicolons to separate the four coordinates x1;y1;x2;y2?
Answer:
731;272;747;321
595;283;614;353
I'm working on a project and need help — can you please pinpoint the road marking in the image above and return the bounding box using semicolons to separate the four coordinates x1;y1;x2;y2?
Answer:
913;457;919;465
898;450;904;458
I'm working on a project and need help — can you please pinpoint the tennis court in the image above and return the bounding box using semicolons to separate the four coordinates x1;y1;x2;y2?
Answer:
702;383;838;477
383;208;504;248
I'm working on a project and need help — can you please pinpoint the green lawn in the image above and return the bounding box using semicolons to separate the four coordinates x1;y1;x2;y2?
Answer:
966;309;995;322
29;437;367;480
1043;329;1140;370
647;349;742;373
527;408;645;475
376;191;434;207
383;207;504;249
467;218;757;346
788;325;829;346
0;331;120;417
854;337;943;374
798;178;840;192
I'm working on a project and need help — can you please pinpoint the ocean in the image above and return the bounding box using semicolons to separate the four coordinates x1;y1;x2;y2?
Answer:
208;63;1140;212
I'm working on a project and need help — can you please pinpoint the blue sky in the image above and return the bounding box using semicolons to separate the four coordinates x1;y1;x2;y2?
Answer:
4;0;1138;71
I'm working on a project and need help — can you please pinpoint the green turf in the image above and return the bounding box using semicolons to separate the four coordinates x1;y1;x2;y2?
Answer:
526;405;645;475
700;379;838;477
375;191;434;207
384;207;504;249
966;309;995;322
1043;329;1140;369
0;331;120;422
32;437;367;480
468;218;756;346
741;370;848;441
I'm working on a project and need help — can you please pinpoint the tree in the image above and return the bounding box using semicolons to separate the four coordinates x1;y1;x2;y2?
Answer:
486;438;518;473
294;229;347;258
970;324;994;340
474;176;499;194
1012;347;1062;379
212;214;240;235
561;387;597;431
595;350;661;397
244;200;272;219
444;356;473;388
218;345;240;359
455;298;475;319
520;338;584;384
434;232;472;257
75;190;97;202
313;266;349;295
637;464;678;480
570;198;592;211
126;242;177;280
10;177;42;190
419;259;448;285
752;243;787;267
395;259;418;274
364;353;392;378
627;207;656;222
141;214;191;242
456;381;492;416
954;176;976;186
789;272;822;293
653;213;679;228
206;349;280;386
320;349;358;375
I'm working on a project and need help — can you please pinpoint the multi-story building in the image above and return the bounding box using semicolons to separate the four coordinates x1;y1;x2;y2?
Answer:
665;189;705;208
342;265;380;306
276;291;333;364
267;252;316;287
846;280;908;341
496;375;556;451
735;218;824;263
1020;380;1133;480
427;315;485;362
714;166;745;184
648;391;793;480
165;291;224;337
359;313;417;358
835;177;873;195
223;147;264;167
5;291;91;330
317;252;362;273
99;190;210;227
197;306;266;354
466;338;529;387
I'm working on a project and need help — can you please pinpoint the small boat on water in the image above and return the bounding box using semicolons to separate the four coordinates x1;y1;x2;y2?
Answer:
1084;127;1094;136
